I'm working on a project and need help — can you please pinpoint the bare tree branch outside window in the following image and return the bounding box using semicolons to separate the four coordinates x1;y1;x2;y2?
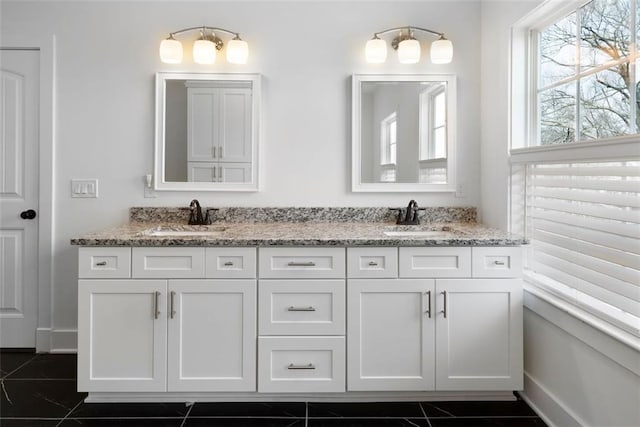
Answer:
538;0;639;145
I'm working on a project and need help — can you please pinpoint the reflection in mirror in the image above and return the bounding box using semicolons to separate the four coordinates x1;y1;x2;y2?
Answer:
352;74;456;192
154;73;261;191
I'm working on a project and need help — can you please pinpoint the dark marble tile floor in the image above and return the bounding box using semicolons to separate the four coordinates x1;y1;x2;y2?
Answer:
0;351;547;427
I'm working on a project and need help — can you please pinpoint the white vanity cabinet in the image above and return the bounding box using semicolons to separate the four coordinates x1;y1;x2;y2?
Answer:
347;247;523;392
77;247;257;393
77;243;523;399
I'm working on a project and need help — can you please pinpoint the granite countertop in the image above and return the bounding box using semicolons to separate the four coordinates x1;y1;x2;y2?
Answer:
70;221;527;247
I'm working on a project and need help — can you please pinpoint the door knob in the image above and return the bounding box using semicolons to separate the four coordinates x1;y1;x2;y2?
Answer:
20;209;37;220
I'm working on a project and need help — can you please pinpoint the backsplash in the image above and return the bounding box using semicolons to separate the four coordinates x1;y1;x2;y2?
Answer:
129;207;477;224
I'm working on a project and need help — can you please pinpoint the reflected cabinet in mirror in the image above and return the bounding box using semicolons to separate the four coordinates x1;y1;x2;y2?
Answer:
352;74;456;192
154;72;261;191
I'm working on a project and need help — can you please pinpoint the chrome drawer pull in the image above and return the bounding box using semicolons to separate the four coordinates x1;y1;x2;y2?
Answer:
153;291;161;319
95;261;107;266
170;291;176;319
287;262;316;267
425;291;431;318
287;363;315;370
224;261;234;266
368;261;378;266
441;291;447;318
494;260;506;266
287;306;316;312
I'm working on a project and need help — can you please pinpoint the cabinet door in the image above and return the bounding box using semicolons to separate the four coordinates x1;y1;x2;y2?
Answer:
218;88;252;163
77;280;167;392
167;280;256;392
435;279;523;391
219;162;252;183
347;279;435;391
188;88;217;162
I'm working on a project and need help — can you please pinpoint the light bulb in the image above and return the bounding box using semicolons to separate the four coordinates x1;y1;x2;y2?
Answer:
397;38;421;64
193;38;216;64
365;38;387;63
159;37;183;64
430;38;453;64
226;38;249;64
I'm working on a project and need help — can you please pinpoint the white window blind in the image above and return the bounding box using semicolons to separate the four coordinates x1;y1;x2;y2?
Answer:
523;160;640;334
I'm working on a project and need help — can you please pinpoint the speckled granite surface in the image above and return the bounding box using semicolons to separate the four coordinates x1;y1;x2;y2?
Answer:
129;206;478;224
71;218;527;247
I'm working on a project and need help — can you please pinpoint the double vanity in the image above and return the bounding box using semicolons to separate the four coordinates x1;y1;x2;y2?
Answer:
72;206;526;403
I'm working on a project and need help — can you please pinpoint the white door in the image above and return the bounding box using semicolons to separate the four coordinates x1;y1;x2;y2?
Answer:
77;280;168;392
435;279;523;391
347;279;435;391
0;50;39;348
167;280;256;392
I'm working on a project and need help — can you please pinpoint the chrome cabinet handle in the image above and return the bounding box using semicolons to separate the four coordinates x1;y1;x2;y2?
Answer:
170;291;176;319
287;363;315;370
425;291;431;318
287;262;316;267
95;261;107;266
219;147;223;158
287;306;316;312
494;260;506;265
368;261;378;266
212;146;216;159
154;291;161;319
224;261;234;266
441;291;447;318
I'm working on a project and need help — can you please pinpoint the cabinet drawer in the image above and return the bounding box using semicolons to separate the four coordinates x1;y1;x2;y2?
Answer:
399;247;471;278
259;280;345;335
472;247;522;278
347;247;398;278
206;247;256;278
132;248;205;278
78;247;131;278
258;336;345;393
259;248;345;279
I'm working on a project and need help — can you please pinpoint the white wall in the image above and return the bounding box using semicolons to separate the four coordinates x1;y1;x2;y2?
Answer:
0;0;481;338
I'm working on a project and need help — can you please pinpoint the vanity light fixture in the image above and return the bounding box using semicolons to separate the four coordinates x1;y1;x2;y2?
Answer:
365;26;453;65
160;26;249;65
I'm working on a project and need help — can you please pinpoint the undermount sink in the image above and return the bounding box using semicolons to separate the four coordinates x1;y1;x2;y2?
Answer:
141;225;227;237
382;225;457;238
383;230;452;238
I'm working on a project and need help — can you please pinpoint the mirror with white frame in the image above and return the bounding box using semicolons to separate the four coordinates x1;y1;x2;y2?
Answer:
154;72;261;191
352;74;456;192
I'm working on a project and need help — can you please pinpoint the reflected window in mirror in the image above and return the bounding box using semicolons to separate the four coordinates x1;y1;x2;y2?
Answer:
352;74;456;192
154;73;261;192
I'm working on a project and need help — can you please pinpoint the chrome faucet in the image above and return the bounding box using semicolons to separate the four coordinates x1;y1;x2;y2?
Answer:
390;199;426;225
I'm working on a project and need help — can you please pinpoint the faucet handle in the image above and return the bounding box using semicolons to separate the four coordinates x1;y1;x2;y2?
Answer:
389;208;403;224
204;208;219;225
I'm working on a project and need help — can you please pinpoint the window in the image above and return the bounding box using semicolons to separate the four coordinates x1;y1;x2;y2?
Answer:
511;0;640;337
419;85;447;183
380;112;397;182
536;0;639;145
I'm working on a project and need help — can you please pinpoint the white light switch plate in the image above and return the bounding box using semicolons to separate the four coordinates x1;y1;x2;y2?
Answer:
71;179;98;198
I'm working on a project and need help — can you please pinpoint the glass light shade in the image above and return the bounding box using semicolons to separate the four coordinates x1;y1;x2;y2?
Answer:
193;39;216;64
397;39;421;64
430;38;453;64
365;38;387;63
226;38;249;64
159;38;183;64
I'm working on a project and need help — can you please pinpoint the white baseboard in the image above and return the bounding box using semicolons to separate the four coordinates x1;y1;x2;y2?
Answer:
45;328;77;353
36;328;51;352
520;372;585;427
